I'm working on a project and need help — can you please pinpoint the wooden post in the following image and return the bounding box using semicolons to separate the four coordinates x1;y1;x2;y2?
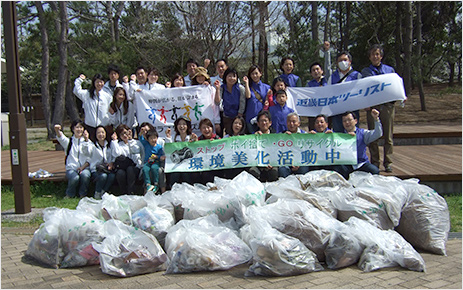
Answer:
3;1;31;214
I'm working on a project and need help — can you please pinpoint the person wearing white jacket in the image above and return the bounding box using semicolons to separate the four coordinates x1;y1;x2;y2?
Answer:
82;126;115;199
108;87;136;129
73;73;113;142
111;124;144;195
54;120;91;198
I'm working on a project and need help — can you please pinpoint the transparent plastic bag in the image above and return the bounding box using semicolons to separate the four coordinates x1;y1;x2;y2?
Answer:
100;193;132;225
348;171;409;226
266;175;337;218
26;208;104;268
396;179;450;255
59;210;105;268
242;220;323;277
132;206;175;247
324;222;364;269
26;208;63;268
76;197;104;219
164;215;252;274
346;217;426;272
92;219;168;277
330;187;395;230
245;199;340;262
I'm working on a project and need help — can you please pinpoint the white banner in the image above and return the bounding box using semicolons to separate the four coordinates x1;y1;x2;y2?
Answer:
135;86;218;134
287;73;407;117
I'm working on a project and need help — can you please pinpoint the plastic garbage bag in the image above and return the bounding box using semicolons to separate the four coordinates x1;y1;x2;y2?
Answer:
26;208;63;268
395;179;450;255
324;222;364;270
76;197;104;219
345;217;426;272
245;199;340;262
297;170;351;191
59;210;105;268
164;214;252;274
26;208;104;268
100;193;132;225
132;206;175;247
241;219;323;277
92;219;168;277
222;171;266;207
347;171;409;226
330;187;395;230
266;175;337;218
29;168;54;178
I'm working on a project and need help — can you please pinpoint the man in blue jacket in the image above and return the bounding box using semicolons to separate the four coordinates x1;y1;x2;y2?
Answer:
361;44;396;173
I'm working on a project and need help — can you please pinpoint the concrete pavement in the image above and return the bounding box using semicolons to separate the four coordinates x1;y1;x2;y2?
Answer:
1;228;461;289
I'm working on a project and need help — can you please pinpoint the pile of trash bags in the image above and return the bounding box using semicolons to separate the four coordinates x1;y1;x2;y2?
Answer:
26;170;450;277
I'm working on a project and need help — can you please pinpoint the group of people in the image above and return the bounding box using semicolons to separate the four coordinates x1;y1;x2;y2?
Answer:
56;42;397;199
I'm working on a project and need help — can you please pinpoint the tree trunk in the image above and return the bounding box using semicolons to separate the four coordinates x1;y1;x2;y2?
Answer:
415;1;426;111
311;2;319;42
250;3;256;64
402;1;413;97
394;2;403;77
257;1;269;83
51;1;70;126
338;2;343;50
34;1;54;139
65;72;80;121
324;1;330;41
449;62;455;87
105;1;116;52
345;2;351;50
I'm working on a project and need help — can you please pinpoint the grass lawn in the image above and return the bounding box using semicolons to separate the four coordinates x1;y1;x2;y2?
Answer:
1;182;461;232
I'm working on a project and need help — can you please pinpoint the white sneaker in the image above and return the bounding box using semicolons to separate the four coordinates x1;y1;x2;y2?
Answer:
94;191;102;199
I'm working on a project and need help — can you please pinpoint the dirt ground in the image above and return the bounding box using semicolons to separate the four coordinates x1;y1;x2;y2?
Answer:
359;82;462;126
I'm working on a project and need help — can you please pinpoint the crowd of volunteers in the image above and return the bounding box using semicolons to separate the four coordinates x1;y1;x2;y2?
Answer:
55;42;397;198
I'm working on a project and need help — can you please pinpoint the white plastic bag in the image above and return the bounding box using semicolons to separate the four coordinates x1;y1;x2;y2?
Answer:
26;208;104;268
345;217;426;272
92;219;168;277
245;199;340;262
396;179;450;255
100;193;132;225
330;187;396;230
266;175;337;218
241;220;323;276
164;215;252;273
26;208;63;268
324;222;364;270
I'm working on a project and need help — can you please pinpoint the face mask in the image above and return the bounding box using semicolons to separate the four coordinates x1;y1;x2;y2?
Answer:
338;60;350;71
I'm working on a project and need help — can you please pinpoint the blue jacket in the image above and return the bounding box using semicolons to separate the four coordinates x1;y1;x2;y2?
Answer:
269;103;294;133
330;69;361;84
307;78;328;87
222;83;241;118
361;63;395;77
246;81;271;123
140;136;164;164
279;73;301;87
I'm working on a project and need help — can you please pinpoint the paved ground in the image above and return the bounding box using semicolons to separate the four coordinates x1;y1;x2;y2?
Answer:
1;229;461;289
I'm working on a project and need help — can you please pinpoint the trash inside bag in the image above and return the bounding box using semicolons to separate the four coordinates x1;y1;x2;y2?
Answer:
241;219;323;277
266;174;337;218
92;219;168;277
324;222;364;270
26;208;104;268
345;217;426;272
244;199;341;262
395;179;450;255
164;214;252;274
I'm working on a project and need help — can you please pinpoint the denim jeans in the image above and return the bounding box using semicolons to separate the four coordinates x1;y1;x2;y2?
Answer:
278;166;310;178
142;162;160;186
116;166;140;195
65;168;91;197
91;171;116;195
